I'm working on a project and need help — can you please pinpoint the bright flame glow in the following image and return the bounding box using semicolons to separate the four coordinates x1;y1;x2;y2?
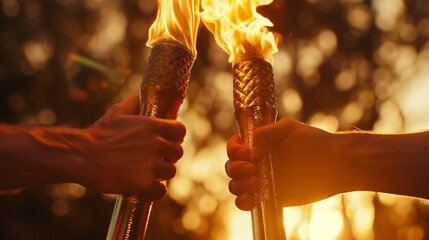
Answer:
229;208;253;240
147;0;200;56
309;196;344;240
345;192;375;240
201;0;279;64
283;207;304;239
309;209;343;240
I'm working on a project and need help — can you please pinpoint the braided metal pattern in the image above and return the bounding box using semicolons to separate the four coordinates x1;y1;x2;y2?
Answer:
233;59;286;240
107;42;194;240
140;42;194;118
233;59;276;109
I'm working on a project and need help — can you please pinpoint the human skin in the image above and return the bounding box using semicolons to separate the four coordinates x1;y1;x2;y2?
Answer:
225;118;429;210
0;95;186;200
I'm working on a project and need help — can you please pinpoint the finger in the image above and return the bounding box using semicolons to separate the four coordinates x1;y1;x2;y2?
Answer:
153;137;184;163
163;142;184;163
251;118;296;161
150;119;186;142
228;177;258;195
108;95;140;116
144;179;167;200
154;160;177;181
106;116;186;143
225;160;257;179
227;135;251;160
235;192;257;211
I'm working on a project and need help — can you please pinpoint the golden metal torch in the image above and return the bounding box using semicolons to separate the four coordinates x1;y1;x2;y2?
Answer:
106;0;199;238
233;53;286;240
201;0;287;238
106;40;194;240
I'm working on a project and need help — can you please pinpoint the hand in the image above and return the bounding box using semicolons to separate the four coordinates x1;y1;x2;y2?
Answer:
225;118;341;210
78;95;186;199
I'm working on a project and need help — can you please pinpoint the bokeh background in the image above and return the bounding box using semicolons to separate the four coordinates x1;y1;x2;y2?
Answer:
1;0;429;239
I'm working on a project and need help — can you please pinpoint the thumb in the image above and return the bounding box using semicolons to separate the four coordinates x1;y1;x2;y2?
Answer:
250;118;296;161
108;95;140;116
227;134;251;161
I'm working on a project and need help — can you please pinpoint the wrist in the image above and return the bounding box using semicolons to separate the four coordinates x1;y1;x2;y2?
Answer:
320;132;350;197
328;132;360;195
332;131;379;194
28;127;88;185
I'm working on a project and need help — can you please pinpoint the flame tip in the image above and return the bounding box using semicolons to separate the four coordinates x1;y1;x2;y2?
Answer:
201;0;281;64
147;0;200;56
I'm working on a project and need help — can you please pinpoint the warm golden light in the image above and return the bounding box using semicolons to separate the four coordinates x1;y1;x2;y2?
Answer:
147;0;200;55
5;0;429;239
200;0;279;64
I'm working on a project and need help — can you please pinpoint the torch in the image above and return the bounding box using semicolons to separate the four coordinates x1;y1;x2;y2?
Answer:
201;0;287;239
233;47;286;240
106;0;199;239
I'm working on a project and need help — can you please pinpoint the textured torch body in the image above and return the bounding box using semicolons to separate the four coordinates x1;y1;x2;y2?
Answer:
233;59;286;240
107;42;194;240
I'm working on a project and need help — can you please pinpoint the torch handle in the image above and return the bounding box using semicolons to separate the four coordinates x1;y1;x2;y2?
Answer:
107;42;194;240
233;59;286;240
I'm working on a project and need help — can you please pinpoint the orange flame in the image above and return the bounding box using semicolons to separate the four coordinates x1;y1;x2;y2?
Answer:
201;0;279;64
147;0;200;56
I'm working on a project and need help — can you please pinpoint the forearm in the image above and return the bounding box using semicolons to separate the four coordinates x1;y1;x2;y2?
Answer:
0;124;86;190
337;131;429;199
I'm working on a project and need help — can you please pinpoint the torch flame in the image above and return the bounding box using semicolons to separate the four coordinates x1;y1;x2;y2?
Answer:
201;0;279;64
147;0;200;56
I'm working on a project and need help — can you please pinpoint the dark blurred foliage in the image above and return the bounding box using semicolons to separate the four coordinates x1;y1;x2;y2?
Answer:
1;0;429;239
0;188;112;240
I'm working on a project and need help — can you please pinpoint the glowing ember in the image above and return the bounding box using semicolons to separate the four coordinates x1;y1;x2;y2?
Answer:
147;0;200;55
201;0;279;64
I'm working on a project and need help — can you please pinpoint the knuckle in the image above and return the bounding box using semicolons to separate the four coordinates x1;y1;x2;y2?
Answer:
176;145;184;158
240;163;256;178
151;183;167;200
225;161;232;178
177;122;186;138
228;180;236;194
169;145;184;162
225;162;240;179
144;159;158;171
149;136;164;150
236;197;248;211
164;164;177;180
139;173;155;190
